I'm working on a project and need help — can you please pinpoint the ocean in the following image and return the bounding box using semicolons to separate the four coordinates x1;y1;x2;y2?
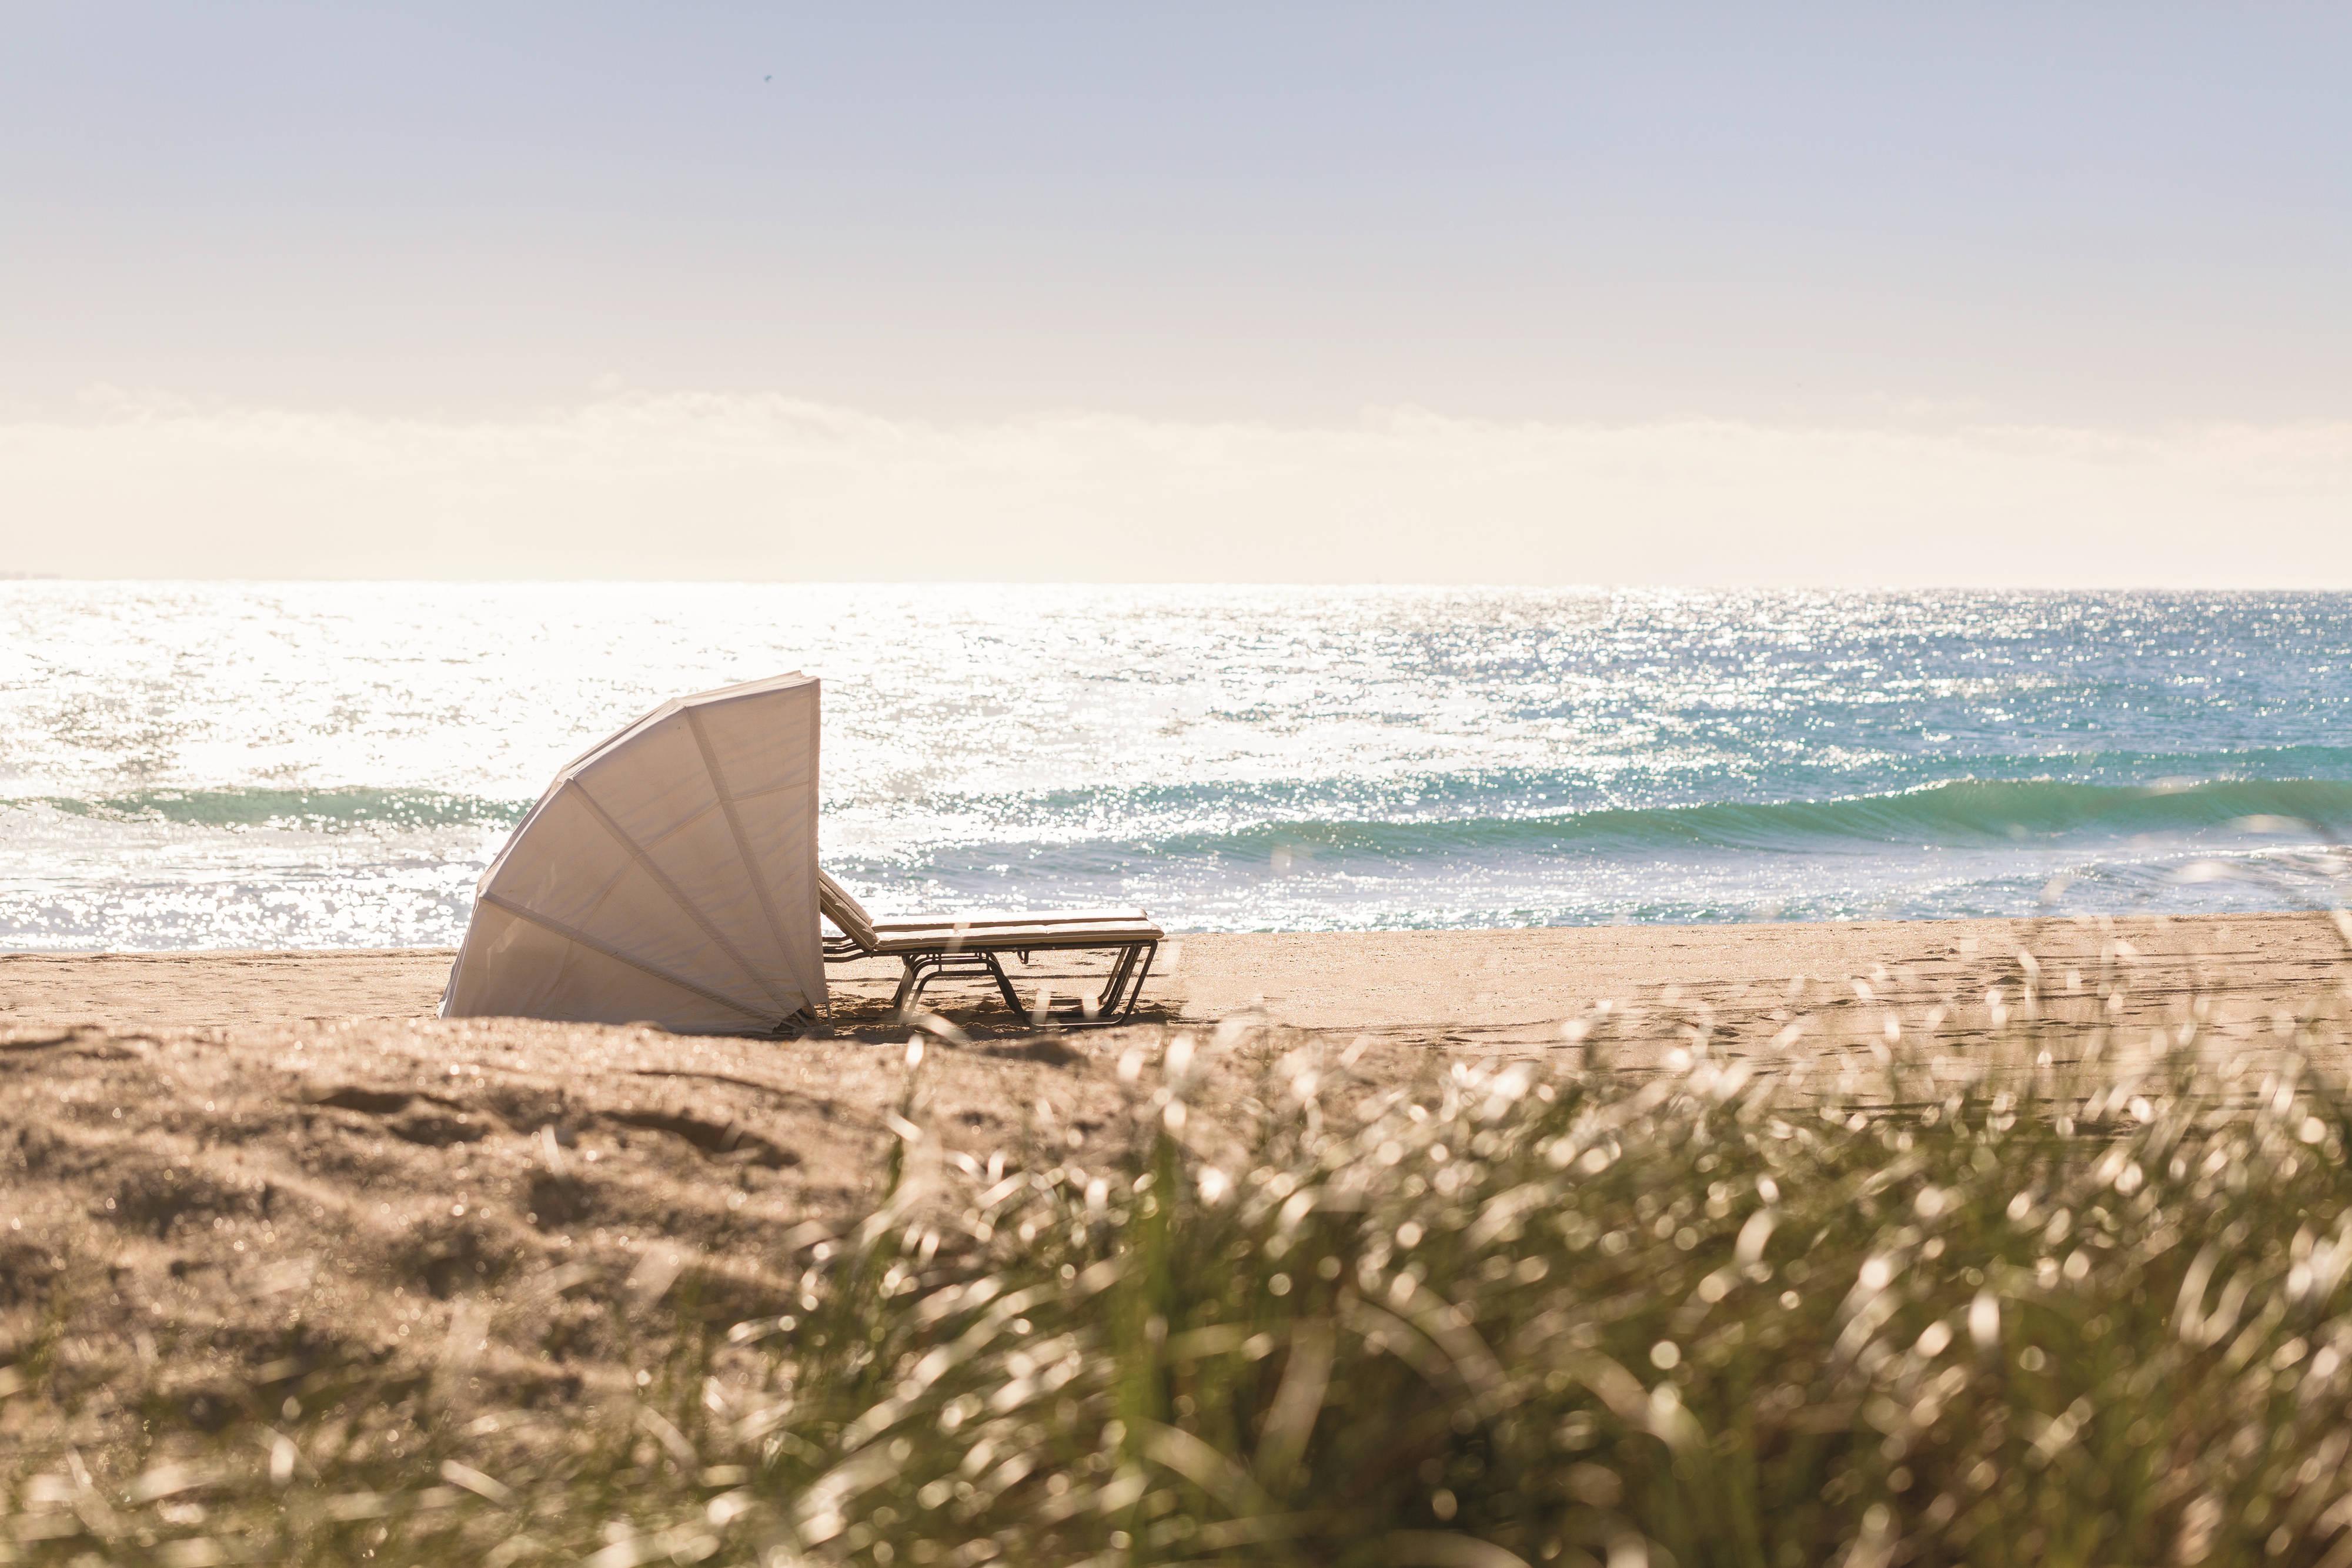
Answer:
2;583;2348;951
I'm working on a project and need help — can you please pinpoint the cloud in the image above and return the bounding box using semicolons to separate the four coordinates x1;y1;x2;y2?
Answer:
5;390;2348;584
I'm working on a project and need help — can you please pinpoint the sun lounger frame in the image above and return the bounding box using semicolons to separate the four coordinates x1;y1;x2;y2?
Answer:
818;870;1160;1025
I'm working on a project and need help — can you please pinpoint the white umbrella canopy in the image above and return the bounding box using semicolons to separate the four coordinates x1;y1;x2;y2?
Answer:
440;673;826;1033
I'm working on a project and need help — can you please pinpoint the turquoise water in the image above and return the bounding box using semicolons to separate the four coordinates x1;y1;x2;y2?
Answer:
2;584;2348;949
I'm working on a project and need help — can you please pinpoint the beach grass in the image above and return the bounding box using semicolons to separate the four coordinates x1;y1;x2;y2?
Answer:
10;928;2352;1566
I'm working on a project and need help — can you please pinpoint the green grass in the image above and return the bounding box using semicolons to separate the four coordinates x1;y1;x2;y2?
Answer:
12;956;2352;1567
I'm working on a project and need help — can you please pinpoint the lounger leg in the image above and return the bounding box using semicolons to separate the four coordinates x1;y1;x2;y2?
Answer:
981;953;1027;1017
1067;942;1155;1024
1091;944;1138;1019
1112;942;1157;1021
892;957;924;1020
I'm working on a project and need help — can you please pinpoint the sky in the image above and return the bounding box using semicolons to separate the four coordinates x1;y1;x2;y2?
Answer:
4;3;2348;584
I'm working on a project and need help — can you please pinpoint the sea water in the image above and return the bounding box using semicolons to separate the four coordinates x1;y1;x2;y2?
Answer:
2;583;2348;950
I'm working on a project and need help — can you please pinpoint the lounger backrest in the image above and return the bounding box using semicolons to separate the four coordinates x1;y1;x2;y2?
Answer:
817;868;881;952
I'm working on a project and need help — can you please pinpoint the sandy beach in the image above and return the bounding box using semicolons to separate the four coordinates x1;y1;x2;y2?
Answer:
8;910;2347;1048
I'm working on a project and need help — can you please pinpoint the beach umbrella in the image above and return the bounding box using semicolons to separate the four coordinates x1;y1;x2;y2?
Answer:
440;673;825;1033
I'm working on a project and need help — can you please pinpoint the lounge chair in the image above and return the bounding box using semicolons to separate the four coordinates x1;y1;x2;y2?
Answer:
818;869;1162;1024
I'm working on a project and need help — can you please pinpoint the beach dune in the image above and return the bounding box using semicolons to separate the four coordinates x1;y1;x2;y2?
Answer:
5;911;2346;1481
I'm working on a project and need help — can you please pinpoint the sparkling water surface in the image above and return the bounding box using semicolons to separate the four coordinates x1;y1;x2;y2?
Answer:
3;583;2349;950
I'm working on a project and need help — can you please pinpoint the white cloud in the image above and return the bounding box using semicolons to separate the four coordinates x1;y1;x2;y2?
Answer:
5;390;2348;584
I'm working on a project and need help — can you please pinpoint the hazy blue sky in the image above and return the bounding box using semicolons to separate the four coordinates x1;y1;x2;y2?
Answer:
5;4;2348;580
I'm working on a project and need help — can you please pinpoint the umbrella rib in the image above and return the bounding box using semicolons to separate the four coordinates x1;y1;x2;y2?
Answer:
477;892;773;1026
566;780;798;1016
686;707;800;1001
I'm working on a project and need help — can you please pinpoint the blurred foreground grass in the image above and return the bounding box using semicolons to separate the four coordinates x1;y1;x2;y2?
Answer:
11;928;2352;1567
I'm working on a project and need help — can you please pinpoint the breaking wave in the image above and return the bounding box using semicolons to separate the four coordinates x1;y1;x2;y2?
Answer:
1131;777;2352;861
4;788;528;833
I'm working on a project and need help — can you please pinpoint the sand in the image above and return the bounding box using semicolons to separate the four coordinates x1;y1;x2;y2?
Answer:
0;1012;1264;1453
7;912;2348;1466
6;911;2348;1049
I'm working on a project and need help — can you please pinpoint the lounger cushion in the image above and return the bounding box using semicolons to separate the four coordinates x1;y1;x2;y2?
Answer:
819;867;1159;957
816;869;881;951
864;908;1150;931
857;918;1163;956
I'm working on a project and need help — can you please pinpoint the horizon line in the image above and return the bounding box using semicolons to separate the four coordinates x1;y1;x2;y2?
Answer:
9;577;2352;594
